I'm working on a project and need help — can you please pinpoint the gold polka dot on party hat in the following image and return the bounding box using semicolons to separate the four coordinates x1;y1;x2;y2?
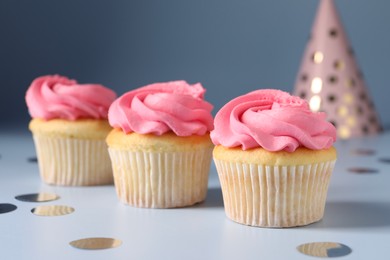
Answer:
309;95;321;112
337;106;348;117
343;94;354;104
346;116;356;127
311;77;323;94
312;52;324;64
333;60;345;70
338;126;351;139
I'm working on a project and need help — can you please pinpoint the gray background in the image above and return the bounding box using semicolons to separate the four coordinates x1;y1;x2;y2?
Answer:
1;0;389;130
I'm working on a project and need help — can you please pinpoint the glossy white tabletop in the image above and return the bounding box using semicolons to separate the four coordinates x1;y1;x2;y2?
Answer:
1;129;389;259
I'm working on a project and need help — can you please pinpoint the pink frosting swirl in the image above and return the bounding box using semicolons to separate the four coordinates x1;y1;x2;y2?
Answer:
26;75;117;120
108;81;214;136
210;89;336;152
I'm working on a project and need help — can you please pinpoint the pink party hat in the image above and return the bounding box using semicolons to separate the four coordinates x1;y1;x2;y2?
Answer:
293;0;382;139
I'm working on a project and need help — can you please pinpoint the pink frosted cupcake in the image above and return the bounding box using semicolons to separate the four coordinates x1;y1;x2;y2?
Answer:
106;81;214;208
26;75;117;186
211;89;337;227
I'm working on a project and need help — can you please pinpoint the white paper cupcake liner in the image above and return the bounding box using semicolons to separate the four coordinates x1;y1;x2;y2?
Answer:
214;159;336;227
108;148;212;208
33;134;113;186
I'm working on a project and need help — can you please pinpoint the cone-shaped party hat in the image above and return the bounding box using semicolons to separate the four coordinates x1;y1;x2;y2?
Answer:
293;0;382;139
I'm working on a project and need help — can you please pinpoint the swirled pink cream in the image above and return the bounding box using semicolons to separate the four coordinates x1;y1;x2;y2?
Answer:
26;75;117;120
210;89;336;152
108;81;214;136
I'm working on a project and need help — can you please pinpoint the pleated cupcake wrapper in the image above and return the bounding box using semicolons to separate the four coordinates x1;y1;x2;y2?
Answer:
32;134;113;186
108;148;212;208
214;159;336;227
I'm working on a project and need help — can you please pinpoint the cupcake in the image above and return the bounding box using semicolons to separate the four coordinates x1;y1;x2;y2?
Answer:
106;81;214;208
26;75;117;186
211;89;337;227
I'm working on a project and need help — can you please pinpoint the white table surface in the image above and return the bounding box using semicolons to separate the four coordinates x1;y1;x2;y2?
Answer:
1;128;390;260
